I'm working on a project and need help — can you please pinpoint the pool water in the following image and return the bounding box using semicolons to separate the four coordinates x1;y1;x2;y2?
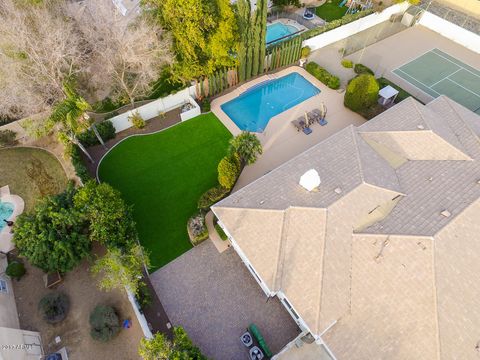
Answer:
0;202;14;231
266;22;299;44
221;72;320;132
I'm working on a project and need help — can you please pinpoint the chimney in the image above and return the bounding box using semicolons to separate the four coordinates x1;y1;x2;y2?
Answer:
299;169;321;192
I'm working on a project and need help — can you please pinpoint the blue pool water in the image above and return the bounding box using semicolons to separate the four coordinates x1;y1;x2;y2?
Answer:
221;73;320;132
0;202;14;231
266;23;299;44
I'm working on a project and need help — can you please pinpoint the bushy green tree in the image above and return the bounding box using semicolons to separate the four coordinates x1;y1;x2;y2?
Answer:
344;74;379;112
13;183;90;273
229;132;263;167
74;181;137;250
138;327;206;360
218;155;240;189
91;244;149;295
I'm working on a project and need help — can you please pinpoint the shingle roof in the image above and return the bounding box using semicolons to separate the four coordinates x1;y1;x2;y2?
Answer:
213;96;480;359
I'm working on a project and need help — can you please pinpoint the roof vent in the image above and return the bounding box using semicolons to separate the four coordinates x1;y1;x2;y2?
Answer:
417;124;425;130
299;169;321;192
259;200;265;205
440;210;451;217
334;187;342;194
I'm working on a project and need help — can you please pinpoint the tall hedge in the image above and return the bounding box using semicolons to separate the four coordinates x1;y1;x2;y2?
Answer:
78;120;115;147
344;74;379;112
218;155;240;189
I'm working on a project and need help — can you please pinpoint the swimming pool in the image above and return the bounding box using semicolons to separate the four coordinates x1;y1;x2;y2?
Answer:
221;72;320;132
266;22;299;44
0;202;14;231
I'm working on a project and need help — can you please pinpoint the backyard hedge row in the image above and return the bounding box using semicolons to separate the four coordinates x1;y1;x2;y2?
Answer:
306;62;340;90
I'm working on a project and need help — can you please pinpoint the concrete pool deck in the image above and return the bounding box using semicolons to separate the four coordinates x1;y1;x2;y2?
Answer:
211;66;365;189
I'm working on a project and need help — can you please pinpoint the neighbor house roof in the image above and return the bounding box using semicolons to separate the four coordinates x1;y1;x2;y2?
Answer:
213;96;480;360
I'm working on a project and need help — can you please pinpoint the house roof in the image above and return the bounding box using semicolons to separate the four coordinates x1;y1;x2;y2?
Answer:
213;96;480;359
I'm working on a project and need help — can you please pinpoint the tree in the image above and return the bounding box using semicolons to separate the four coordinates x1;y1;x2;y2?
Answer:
0;0;87;120
144;0;238;81
13;183;91;273
344;74;379;112
138;327;206;360
91;244;149;296
43;81;94;162
74;181;138;250
229;132;263;167
73;0;172;106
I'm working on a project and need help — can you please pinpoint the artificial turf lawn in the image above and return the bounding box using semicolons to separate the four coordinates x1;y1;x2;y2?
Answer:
315;0;347;22
98;113;232;270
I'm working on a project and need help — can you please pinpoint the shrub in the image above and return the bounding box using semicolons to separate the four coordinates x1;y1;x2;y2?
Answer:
198;185;229;210
0;129;17;148
341;59;353;68
89;305;120;342
6;261;25;280
38;292;70;324
301;46;311;59
199;98;211;113
354;63;374;75
77;121;116;147
135;282;152;311
344;74;379;112
218;155;240;190
215;224;228;241
70;145;92;183
305;62;341;90
128;111;145;129
187;212;208;245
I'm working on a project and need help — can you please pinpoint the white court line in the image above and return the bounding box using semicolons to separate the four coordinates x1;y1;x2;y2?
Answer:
430;68;462;88
442;78;480;99
431;49;480;79
394;68;441;97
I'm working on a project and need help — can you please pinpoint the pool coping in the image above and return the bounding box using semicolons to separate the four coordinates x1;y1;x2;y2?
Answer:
0;185;25;253
211;66;328;139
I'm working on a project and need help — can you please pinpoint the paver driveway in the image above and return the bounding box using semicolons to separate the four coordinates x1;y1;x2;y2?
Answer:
150;240;300;359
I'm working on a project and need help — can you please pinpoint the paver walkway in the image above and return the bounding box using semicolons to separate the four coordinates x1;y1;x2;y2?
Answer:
150;241;300;359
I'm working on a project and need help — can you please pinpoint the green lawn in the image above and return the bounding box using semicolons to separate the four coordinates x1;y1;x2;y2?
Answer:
0;147;68;212
315;0;348;22
98;113;232;270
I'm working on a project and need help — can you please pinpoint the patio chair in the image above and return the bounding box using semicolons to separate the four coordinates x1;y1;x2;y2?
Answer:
312;109;328;126
291;118;306;132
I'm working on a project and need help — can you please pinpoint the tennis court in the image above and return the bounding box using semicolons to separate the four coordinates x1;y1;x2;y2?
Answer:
393;48;480;114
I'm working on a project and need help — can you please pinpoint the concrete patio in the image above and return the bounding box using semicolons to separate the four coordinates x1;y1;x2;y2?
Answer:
150;240;300;359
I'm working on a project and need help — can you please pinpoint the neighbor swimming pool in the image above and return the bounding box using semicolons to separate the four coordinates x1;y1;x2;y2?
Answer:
266;22;299;44
221;72;320;132
0;202;14;231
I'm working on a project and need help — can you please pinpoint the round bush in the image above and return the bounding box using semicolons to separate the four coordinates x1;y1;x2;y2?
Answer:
341;59;353;68
89;305;120;342
6;261;25;280
218;155;240;190
301;46;311;59
38;292;70;324
344;74;379;112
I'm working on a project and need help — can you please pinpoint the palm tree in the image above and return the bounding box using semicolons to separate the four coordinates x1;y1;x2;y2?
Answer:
229;131;263;168
45;82;103;163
